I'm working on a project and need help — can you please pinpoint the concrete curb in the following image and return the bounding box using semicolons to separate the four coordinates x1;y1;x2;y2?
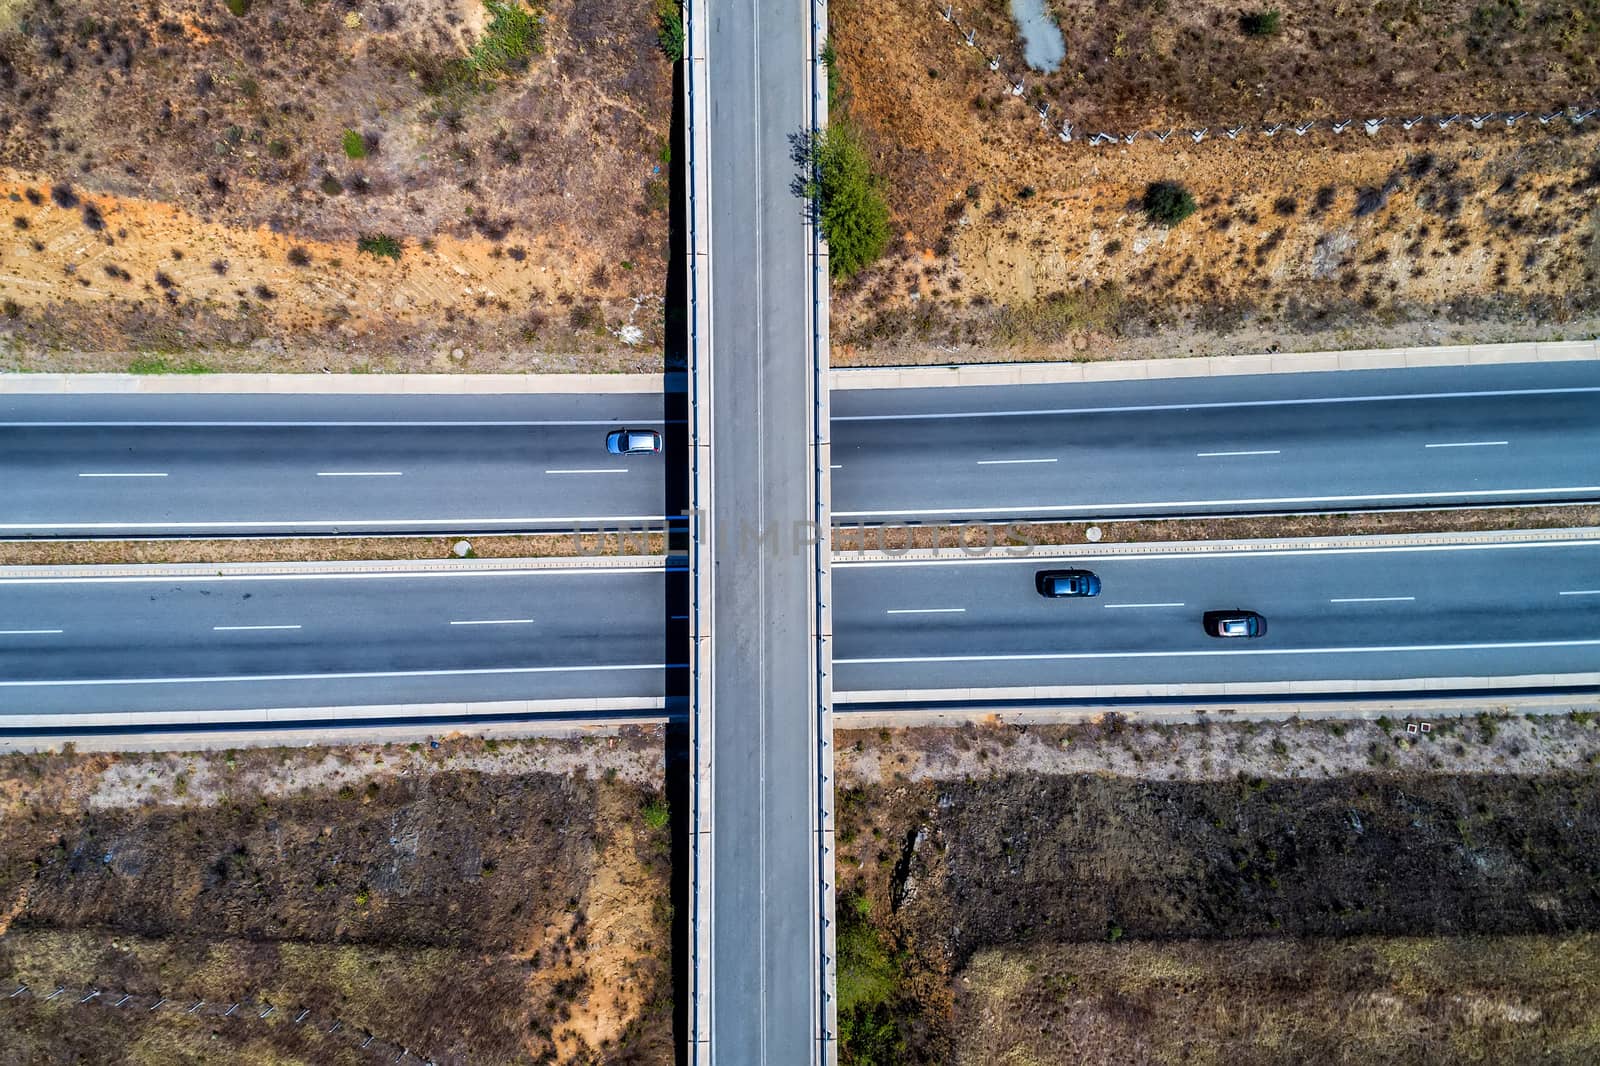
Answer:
837;672;1600;707
832;527;1600;565
0;372;666;395
836;692;1600;729
0;555;671;580
830;338;1600;390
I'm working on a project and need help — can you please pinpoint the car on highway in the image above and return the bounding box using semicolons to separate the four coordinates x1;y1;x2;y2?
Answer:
1035;569;1102;598
606;428;663;455
1202;610;1267;638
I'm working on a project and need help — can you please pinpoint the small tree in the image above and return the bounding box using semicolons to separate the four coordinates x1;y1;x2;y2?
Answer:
795;125;890;280
656;0;684;62
1240;8;1281;36
1141;180;1197;227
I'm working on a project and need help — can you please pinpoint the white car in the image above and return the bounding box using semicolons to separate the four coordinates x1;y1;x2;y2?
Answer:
606;428;662;455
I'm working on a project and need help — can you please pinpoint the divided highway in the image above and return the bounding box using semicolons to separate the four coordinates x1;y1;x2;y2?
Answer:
5;362;1600;534
6;538;1597;716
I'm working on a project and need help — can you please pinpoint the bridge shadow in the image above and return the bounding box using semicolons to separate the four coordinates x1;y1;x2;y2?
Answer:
661;58;692;1066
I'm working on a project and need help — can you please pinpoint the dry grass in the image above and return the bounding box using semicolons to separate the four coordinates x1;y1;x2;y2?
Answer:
0;732;675;1064
957;934;1600;1066
0;531;668;567
829;0;1600;364
0;0;671;371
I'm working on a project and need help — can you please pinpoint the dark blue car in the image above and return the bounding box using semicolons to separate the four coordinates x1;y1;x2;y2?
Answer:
1035;569;1102;598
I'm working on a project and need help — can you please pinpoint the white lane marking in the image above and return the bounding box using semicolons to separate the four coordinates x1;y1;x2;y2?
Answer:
1102;602;1185;609
0;629;63;635
976;458;1057;465
0;514;667;531
1558;589;1600;596
0;662;674;688
830;464;843;470
833;385;1600;422
836;637;1600;666
835;538;1600;568
316;471;403;477
78;472;167;478
213;624;302;632
1330;596;1415;603
544;469;627;475
448;618;535;626
0;566;666;586
884;608;967;615
0;419;669;428
1424;440;1508;449
1196;450;1280;457
835;484;1600;518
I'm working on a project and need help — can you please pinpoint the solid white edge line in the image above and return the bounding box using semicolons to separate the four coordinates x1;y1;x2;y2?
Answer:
834;538;1600;567
835;637;1600;665
1329;596;1416;603
884;608;967;615
0;515;667;530
448;618;536;626
212;624;302;631
1558;590;1600;596
315;471;403;477
834;484;1600;518
1102;602;1185;609
77;472;168;478
0;567;666;586
1423;441;1509;448
0;662;675;688
1195;450;1280;457
0;420;669;428
975;458;1058;465
0;629;63;635
833;385;1600;422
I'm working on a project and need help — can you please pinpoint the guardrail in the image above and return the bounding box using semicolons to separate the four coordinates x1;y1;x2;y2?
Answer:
681;0;716;1056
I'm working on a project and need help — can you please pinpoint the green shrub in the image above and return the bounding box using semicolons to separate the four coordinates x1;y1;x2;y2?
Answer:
642;798;670;830
1141;180;1197;226
656;0;684;62
1240;8;1281;35
341;129;367;160
796;124;890;280
357;234;403;261
821;38;840;113
837;894;906;1063
470;0;544;75
225;0;252;16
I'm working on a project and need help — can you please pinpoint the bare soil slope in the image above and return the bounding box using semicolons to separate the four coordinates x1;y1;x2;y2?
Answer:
0;0;671;371
830;0;1600;363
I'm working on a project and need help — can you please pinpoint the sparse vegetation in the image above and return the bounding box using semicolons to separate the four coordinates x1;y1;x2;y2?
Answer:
1240;8;1282;36
356;234;404;261
128;354;211;374
469;0;545;76
341;129;367;160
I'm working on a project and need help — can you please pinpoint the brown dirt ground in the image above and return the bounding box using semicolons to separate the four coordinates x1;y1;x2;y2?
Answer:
829;0;1600;364
831;714;1600;1063
0;731;675;1065
0;0;671;372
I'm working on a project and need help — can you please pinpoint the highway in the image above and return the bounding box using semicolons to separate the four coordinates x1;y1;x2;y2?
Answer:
5;362;1600;534
0;564;671;715
5;538;1596;716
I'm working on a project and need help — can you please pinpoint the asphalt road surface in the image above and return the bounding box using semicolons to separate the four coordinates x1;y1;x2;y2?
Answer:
704;0;824;1052
5;362;1599;534
6;540;1595;716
